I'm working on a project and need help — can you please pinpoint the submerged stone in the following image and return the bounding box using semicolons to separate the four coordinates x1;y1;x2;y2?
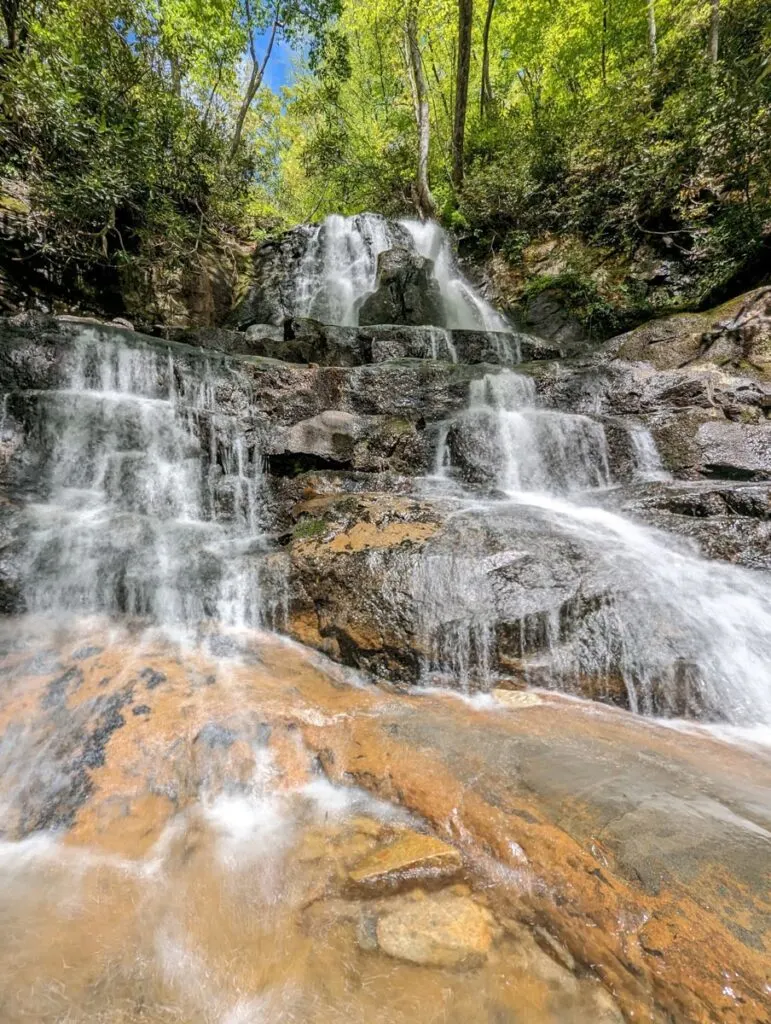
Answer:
374;894;494;968
348;829;462;894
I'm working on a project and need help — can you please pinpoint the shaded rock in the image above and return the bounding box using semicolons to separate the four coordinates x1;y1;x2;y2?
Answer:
359;248;445;327
229;225;313;327
268;412;431;476
374;894;494;968
523;288;585;348
348;830;462;894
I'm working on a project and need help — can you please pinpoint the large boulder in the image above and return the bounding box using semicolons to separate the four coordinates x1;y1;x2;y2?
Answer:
359;248;445;327
610;287;771;376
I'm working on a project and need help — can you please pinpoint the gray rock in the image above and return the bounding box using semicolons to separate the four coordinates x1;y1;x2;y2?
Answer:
523;288;585;347
359;248;445;327
230;225;314;327
696;420;771;480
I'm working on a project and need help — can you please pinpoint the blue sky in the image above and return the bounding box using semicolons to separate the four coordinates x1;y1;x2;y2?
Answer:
255;30;296;91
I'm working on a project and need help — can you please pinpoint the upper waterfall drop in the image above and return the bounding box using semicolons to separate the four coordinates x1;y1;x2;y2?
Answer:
292;213;510;332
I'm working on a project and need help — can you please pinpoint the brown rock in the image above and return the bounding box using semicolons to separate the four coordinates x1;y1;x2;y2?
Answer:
348;830;462;894
375;894;494;968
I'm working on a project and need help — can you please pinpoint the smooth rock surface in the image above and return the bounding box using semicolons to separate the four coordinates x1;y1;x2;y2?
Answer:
375;894;494;968
348;830;462;893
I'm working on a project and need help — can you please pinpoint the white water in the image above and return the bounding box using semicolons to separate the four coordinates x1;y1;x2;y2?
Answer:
402;219;511;333
21;332;283;631
628;423;670;482
420;369;771;723
294;213;510;332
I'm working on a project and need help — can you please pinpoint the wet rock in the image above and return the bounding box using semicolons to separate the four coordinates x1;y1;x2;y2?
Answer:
229;225;314;327
600;481;771;570
374;894;494;968
493;690;543;709
359;248;445;327
348;830;462;894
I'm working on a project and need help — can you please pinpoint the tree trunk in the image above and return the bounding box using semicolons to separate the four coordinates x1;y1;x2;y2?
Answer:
709;0;719;63
452;0;473;189
228;2;281;163
480;0;495;117
646;0;657;64
404;5;436;220
1;0;20;53
601;0;609;85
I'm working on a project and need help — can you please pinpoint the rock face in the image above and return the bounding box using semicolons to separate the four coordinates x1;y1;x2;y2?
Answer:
359;247;445;327
610;286;771;374
229;224;313;327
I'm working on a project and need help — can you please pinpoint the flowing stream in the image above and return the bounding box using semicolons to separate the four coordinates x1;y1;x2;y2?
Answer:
1;213;771;1023
419;367;771;723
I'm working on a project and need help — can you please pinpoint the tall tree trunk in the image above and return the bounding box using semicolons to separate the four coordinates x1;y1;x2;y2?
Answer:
480;0;495;117
452;0;473;189
404;4;436;220
600;0;609;85
709;0;719;62
1;0;20;53
646;0;657;64
228;1;281;163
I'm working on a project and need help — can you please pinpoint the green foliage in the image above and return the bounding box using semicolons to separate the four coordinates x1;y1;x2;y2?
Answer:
2;0;770;312
522;271;642;338
293;517;327;539
0;0;343;280
277;0;771;303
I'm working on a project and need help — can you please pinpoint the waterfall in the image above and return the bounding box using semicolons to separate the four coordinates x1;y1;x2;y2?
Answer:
467;371;611;493
419;370;771;723
401;220;511;334
20;331;281;632
628;423;670;482
294;213;398;326
293;213;510;332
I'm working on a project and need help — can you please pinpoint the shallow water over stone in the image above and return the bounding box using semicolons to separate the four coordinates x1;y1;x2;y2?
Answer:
0;616;769;1023
3;221;771;1021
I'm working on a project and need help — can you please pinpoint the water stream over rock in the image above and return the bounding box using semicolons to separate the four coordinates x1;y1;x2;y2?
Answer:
1;214;771;1021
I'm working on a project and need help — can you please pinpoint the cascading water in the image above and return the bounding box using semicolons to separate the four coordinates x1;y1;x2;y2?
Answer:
19;331;283;632
419;369;771;724
402;219;511;334
293;213;510;333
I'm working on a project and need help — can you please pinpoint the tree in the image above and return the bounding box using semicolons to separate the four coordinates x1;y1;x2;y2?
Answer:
229;0;282;161
452;0;472;188
709;0;719;62
647;0;658;63
228;0;344;163
404;1;435;219
480;0;495;116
